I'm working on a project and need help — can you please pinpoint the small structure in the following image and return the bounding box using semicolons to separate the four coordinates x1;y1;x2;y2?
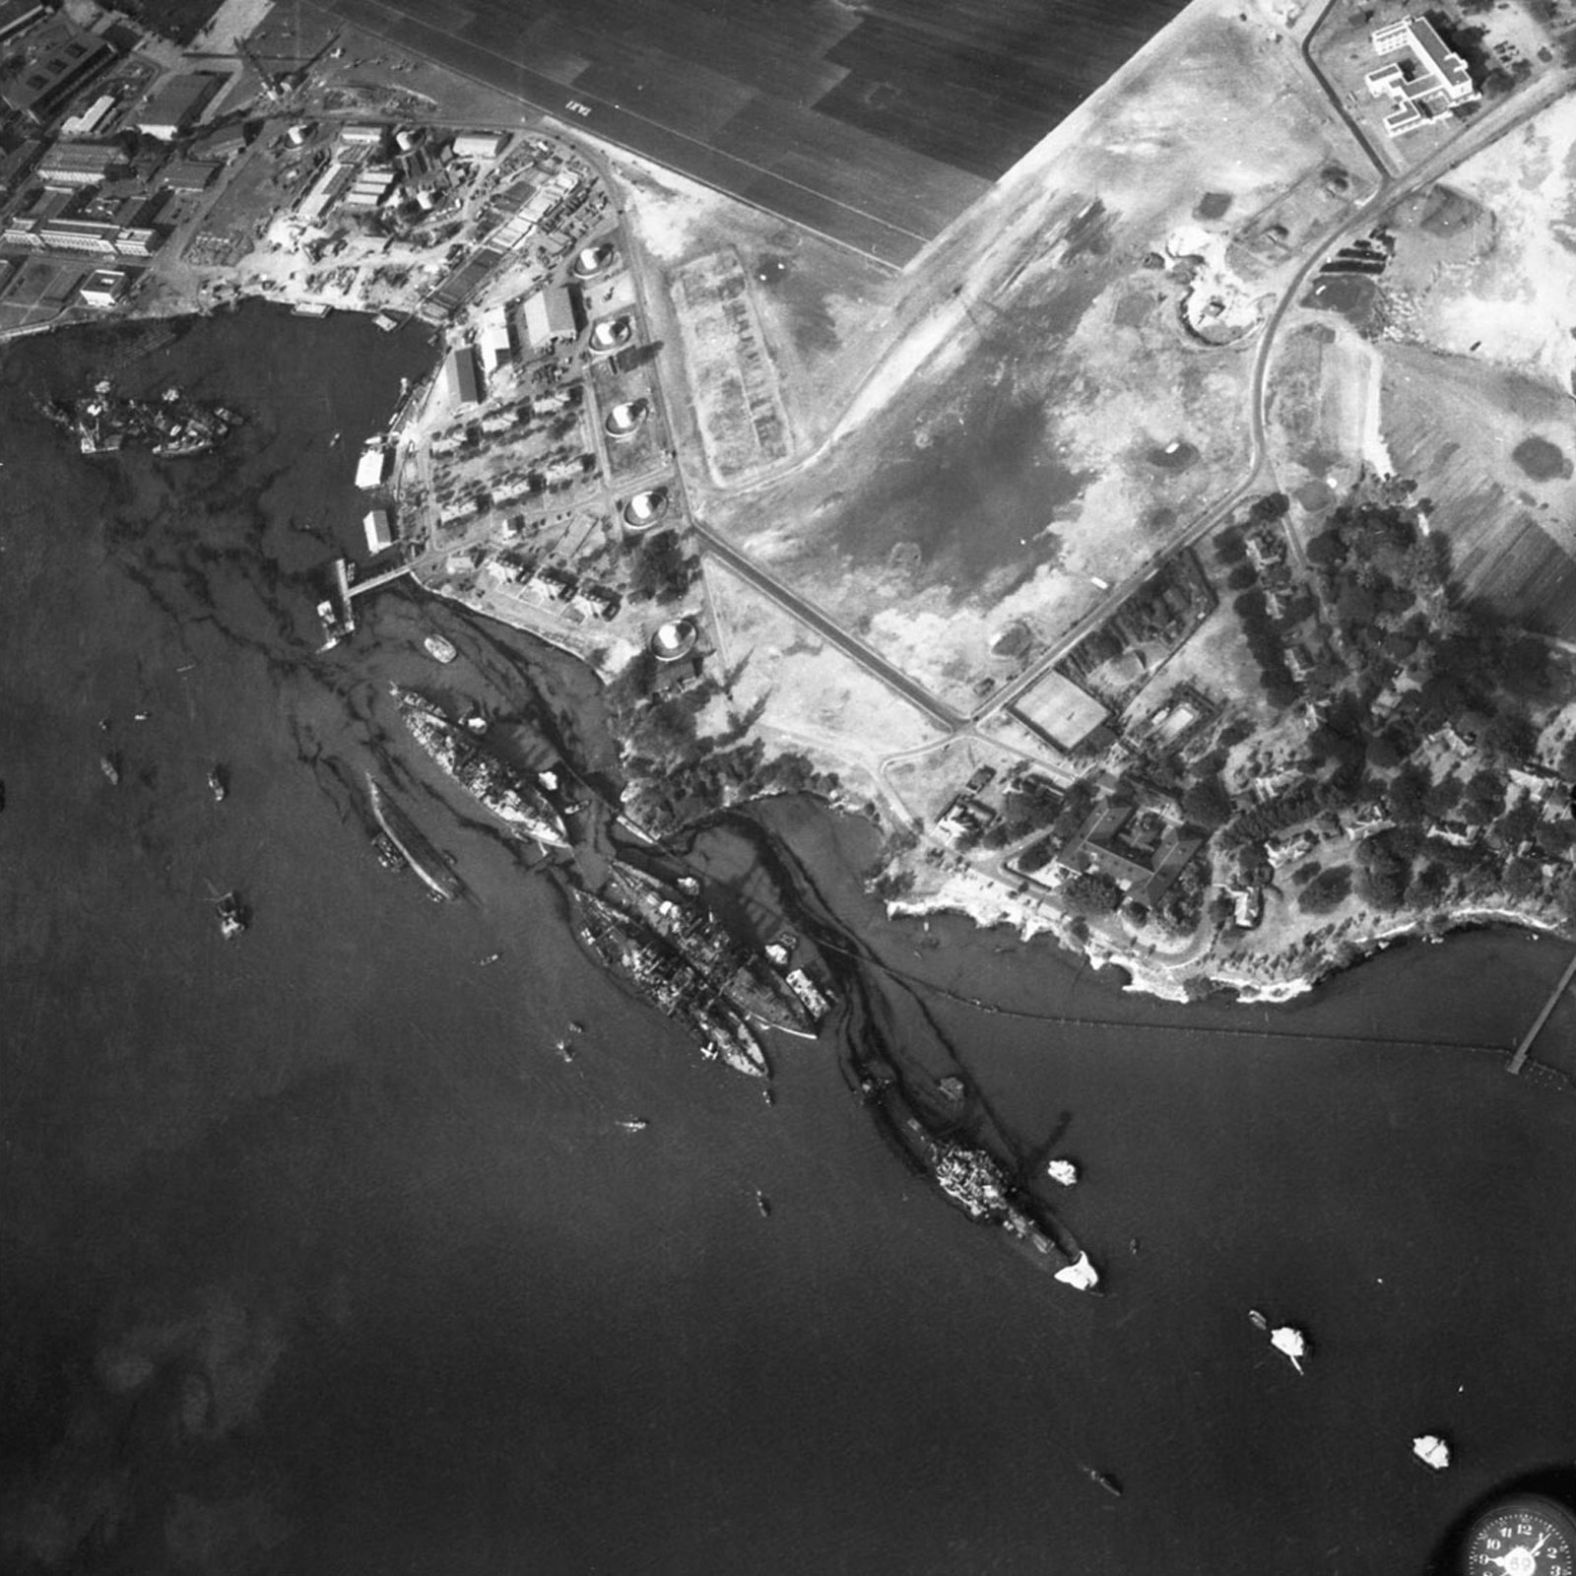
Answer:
78;268;129;308
1365;16;1477;138
135;74;221;140
651;618;698;662
363;509;393;554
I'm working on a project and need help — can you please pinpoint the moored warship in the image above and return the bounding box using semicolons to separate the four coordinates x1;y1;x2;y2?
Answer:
394;688;568;848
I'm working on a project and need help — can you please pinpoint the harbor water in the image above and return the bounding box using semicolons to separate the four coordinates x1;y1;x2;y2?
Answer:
2;306;1573;1576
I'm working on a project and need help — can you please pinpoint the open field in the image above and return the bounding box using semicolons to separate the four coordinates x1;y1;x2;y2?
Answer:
683;0;1372;711
1380;343;1576;633
311;0;1188;264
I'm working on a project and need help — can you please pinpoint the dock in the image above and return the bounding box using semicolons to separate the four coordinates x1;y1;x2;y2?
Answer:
1508;944;1576;1074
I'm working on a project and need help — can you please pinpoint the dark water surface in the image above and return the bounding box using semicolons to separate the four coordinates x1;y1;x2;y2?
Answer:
2;308;1574;1576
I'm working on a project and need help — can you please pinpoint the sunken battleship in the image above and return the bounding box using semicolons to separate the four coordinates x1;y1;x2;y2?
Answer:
394;688;568;848
573;869;835;1078
46;382;240;458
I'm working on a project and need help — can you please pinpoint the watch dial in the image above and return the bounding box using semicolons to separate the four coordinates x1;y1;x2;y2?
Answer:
1466;1498;1576;1576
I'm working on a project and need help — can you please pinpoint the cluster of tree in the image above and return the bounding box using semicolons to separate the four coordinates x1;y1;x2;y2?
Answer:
1231;590;1301;709
1430;12;1533;95
1153;858;1206;934
1062;871;1124;916
1180;774;1233;830
1297;865;1352;915
626;531;696;603
979;774;1066;848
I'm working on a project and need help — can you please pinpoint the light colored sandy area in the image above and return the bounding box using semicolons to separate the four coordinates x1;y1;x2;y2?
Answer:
189;0;274;55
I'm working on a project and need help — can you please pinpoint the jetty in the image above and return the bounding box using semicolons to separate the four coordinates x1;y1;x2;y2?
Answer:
1508;944;1576;1074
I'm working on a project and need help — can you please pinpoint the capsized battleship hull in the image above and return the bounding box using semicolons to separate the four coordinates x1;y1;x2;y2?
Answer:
395;689;568;847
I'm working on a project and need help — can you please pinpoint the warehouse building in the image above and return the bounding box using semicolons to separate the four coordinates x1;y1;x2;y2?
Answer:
135;73;221;140
443;345;483;407
1;22;116;122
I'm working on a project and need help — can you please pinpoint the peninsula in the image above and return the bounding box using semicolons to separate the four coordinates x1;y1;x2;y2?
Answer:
4;0;1575;1016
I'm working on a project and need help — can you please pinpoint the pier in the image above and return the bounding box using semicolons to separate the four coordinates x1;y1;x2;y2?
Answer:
1508;944;1576;1074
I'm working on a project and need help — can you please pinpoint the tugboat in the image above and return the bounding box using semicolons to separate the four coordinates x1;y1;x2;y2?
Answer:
216;891;246;939
1411;1434;1451;1471
423;634;457;664
208;765;227;803
616;1118;648;1133
1082;1466;1123;1498
755;1190;771;1218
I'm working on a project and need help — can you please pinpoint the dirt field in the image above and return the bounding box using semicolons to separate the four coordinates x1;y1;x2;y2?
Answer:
671;0;1373;711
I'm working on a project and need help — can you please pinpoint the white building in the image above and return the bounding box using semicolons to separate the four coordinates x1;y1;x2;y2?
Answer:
452;131;506;161
1365;16;1477;137
363;509;394;553
355;443;389;489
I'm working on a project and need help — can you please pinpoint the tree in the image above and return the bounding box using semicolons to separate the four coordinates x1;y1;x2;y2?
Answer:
628;531;693;603
1365;730;1406;772
1181;775;1233;830
1388;762;1432;824
1063;871;1123;915
1249;491;1291;522
1298;866;1351;914
1225;564;1257;592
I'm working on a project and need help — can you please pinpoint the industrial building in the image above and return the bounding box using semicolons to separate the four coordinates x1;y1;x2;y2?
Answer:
0;0;49;44
478;302;514;368
38;139;124;186
355;443;390;489
452;131;506;161
1365;16;1477;137
134;74;221;140
521;284;576;349
59;93;116;136
159;159;218;194
363;509;394;553
78;268;129;308
1;22;116;122
443;344;483;407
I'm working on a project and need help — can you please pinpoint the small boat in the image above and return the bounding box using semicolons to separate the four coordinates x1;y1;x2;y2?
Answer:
1045;1157;1079;1186
1247;1308;1269;1332
762;1087;774;1107
755;1190;771;1217
1412;1434;1451;1471
554;1038;573;1062
1128;1237;1141;1255
569;1020;586;1035
208;765;227;802
616;1118;647;1133
423;634;457;664
100;752;120;786
372;832;404;871
478;952;501;966
216;891;246;939
1083;1466;1123;1498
